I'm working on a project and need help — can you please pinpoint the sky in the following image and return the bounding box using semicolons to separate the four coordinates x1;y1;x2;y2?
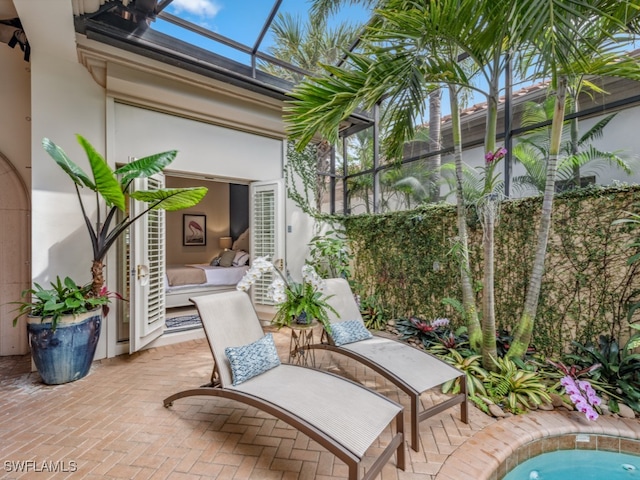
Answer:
153;0;371;65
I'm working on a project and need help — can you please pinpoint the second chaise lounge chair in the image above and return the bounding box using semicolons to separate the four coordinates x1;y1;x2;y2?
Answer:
163;290;405;480
310;278;468;452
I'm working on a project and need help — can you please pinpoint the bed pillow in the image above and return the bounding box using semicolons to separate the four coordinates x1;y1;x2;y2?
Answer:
219;249;236;267
329;320;373;346
233;250;250;266
210;256;221;266
225;333;281;386
232;228;250;252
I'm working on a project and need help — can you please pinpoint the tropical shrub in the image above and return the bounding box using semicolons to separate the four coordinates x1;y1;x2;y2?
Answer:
307;231;352;280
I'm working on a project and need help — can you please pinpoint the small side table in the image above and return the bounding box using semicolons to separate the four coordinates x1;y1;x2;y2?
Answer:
288;321;319;367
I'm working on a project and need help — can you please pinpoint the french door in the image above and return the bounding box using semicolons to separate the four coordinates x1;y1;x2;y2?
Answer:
250;179;284;306
129;174;166;353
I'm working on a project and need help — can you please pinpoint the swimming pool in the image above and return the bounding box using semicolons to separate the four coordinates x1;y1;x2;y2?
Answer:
503;449;639;479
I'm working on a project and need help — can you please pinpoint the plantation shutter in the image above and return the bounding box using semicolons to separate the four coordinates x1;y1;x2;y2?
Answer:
250;179;284;305
130;174;166;353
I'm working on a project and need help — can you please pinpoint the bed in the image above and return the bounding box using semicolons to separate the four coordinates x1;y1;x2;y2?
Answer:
165;263;249;308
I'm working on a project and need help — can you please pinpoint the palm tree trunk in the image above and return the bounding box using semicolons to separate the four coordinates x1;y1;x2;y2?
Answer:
480;196;498;368
480;72;500;368
450;86;481;351
508;76;568;359
570;91;580;187
91;259;104;298
428;88;442;202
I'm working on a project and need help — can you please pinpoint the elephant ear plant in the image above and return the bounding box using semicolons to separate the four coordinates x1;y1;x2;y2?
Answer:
41;134;207;301
42;135;207;297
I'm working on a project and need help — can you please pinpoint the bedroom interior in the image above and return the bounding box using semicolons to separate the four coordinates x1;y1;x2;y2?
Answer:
116;174;252;340
164;175;250;330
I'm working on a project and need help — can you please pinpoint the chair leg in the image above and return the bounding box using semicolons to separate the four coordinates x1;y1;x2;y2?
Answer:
396;410;406;470
459;374;469;423
411;393;420;452
348;461;358;480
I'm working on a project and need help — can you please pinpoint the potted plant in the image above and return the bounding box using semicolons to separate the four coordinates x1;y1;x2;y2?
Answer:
237;258;337;331
13;276;116;384
12;135;207;385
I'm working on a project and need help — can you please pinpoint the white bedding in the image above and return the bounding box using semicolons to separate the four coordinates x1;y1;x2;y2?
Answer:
165;264;249;292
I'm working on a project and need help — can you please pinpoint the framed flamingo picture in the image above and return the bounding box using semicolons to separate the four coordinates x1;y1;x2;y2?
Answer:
183;214;206;246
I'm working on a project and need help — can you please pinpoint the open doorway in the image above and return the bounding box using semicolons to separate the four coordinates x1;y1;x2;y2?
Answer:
116;173;255;346
163;175;250;333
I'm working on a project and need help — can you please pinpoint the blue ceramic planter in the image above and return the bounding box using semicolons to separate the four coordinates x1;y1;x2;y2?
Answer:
27;310;102;385
295;311;310;325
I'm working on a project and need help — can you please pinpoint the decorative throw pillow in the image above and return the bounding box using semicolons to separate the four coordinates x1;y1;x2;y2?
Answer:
225;333;281;386
233;250;250;266
219;249;236;267
210;256;221;266
330;320;373;346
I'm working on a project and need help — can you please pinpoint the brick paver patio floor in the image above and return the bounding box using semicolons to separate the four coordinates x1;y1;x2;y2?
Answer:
1;327;638;479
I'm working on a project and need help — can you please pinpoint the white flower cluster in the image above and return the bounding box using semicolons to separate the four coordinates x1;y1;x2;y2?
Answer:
236;256;274;292
301;264;326;292
267;277;287;303
236;258;325;306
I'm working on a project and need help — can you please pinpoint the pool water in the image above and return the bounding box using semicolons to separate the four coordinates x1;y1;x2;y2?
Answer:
503;449;639;479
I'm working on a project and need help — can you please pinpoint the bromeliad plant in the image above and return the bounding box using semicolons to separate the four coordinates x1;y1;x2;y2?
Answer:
396;316;468;350
358;293;387;330
438;349;488;398
484;356;551;414
237;257;338;331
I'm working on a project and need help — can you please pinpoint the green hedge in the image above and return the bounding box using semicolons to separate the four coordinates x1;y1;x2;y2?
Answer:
341;185;640;355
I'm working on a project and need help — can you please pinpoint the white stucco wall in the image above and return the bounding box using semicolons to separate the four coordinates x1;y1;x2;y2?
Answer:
112;103;282;181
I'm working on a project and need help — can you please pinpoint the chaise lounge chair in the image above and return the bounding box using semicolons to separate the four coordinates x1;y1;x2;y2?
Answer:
163;290;405;480
309;278;468;452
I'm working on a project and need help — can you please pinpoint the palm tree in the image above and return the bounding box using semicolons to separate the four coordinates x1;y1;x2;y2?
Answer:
260;12;360;83
287;0;494;351
260;11;362;213
427;89;443;201
507;1;640;358
286;0;640;361
512;98;634;196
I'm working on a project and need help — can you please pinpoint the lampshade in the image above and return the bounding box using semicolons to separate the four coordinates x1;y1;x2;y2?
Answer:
219;236;232;250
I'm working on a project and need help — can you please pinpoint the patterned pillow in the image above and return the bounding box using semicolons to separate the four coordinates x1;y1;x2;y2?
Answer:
225;333;281;386
330;320;373;346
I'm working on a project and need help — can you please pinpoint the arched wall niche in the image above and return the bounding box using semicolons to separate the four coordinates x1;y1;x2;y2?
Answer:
0;150;30;356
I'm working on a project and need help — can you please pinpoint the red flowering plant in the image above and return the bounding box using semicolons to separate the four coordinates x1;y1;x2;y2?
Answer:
396;316;468;350
548;359;602;421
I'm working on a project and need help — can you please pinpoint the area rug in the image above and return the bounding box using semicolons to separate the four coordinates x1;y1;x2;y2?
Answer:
165;314;202;332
